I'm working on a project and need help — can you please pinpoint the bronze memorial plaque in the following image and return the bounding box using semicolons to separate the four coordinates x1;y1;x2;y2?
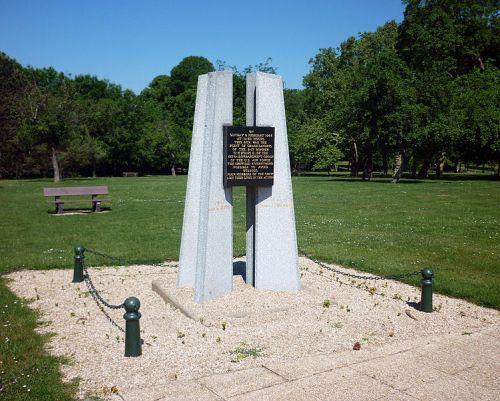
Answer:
223;126;275;187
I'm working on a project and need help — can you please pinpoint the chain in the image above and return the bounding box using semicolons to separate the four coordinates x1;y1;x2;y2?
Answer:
83;265;125;334
84;275;125;334
83;266;124;309
299;249;421;281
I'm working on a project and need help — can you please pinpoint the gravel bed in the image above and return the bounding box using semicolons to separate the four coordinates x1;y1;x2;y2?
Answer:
6;257;498;399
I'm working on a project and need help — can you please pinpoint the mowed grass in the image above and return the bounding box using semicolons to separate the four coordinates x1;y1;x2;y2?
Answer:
0;174;499;400
293;174;499;309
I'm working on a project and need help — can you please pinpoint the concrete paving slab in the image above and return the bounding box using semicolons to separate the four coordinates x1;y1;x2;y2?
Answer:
374;389;422;401
228;381;322;401
404;374;495;401
112;380;223;401
452;332;500;363
455;360;500;390
293;366;393;400
263;353;347;380
197;367;285;399
262;337;435;382
351;350;443;391
410;332;500;377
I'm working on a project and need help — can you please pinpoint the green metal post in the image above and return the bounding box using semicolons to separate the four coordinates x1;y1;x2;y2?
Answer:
73;245;85;283
420;267;434;313
123;297;142;357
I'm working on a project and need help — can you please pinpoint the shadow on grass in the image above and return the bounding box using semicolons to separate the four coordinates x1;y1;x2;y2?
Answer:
47;207;112;215
315;173;499;184
324;177;425;184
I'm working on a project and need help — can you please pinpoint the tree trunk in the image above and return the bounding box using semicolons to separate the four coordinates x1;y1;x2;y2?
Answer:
92;159;97;178
382;150;388;176
418;159;430;178
51;146;60;183
350;142;359;177
170;165;176;176
362;147;373;181
391;152;403;183
436;152;445;178
362;159;373;180
411;155;417;178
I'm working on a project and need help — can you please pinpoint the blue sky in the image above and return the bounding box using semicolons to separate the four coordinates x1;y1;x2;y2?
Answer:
0;0;405;93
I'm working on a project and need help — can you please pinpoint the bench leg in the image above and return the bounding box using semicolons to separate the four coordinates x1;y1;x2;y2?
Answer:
56;203;64;214
93;201;101;212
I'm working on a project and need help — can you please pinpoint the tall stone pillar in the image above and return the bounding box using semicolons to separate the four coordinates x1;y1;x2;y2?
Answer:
178;71;233;303
178;74;209;288
246;72;300;291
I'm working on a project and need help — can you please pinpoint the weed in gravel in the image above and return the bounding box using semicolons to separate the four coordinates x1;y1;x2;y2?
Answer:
230;345;264;363
176;330;185;339
323;299;331;308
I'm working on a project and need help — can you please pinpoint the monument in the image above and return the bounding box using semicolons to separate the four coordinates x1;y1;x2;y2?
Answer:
178;71;300;303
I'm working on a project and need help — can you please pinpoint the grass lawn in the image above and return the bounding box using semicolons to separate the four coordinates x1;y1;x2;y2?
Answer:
0;174;499;399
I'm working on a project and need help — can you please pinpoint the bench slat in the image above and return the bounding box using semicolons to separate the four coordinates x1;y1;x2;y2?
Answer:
46;199;112;204
43;186;108;196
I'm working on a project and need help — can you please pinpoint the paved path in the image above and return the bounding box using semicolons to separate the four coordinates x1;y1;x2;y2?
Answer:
113;324;499;401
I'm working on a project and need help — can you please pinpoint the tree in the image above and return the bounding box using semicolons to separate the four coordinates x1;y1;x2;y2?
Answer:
451;67;500;173
397;0;500;176
169;56;214;97
20;67;76;182
217;58;278;126
304;22;415;181
72;75;123;177
0;53;29;178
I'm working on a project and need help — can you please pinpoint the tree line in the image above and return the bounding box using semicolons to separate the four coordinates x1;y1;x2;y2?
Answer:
1;0;498;182
290;0;499;180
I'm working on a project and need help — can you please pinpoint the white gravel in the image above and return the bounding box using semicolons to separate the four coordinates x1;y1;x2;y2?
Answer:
6;257;499;400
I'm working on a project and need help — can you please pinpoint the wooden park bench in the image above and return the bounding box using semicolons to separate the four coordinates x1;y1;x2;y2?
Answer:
43;186;111;214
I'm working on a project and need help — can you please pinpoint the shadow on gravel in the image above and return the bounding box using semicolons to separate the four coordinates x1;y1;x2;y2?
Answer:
406;301;421;310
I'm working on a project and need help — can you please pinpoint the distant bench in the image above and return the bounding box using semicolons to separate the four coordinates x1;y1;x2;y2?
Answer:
43;186;111;214
122;172;138;177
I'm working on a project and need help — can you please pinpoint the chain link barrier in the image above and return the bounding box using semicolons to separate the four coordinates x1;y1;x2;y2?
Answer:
83;265;125;333
299;249;421;281
80;247;174;337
